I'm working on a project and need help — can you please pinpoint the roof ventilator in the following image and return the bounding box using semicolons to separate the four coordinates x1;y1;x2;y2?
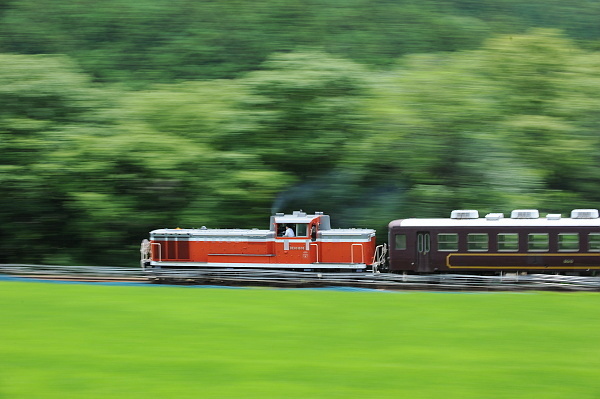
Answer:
485;213;504;221
511;209;540;219
546;214;561;220
571;209;599;219
451;210;479;219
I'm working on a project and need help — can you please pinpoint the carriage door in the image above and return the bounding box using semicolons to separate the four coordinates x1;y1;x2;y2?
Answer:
416;232;431;272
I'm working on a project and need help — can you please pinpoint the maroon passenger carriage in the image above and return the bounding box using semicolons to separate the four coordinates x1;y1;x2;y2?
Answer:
388;209;600;274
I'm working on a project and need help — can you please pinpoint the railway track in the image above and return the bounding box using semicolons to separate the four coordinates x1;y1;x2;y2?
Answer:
146;268;600;291
0;264;146;283
2;263;600;291
4;274;148;283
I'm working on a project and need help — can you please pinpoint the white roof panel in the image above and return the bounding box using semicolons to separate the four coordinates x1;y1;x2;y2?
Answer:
151;228;273;237
273;216;318;224
321;228;375;237
390;217;600;228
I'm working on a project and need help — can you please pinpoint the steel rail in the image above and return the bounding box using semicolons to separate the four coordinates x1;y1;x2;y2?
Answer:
2;264;600;291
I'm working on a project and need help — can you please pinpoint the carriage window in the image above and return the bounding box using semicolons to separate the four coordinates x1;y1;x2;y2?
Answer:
588;234;600;251
528;234;549;252
395;234;407;250
498;233;519;252
468;233;488;252
558;233;579;252
438;233;458;251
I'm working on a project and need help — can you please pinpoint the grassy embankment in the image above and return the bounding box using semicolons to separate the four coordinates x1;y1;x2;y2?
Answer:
1;281;599;398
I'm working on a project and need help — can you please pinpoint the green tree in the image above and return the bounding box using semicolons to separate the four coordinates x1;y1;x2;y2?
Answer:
481;29;600;208
219;51;371;179
0;0;501;85
0;55;288;265
115;81;290;229
336;29;600;230
0;54;115;263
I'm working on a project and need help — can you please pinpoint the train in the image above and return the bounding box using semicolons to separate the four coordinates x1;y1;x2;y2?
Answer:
140;208;600;275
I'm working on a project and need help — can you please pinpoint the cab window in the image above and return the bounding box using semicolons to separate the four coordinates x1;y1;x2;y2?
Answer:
277;224;287;237
296;224;308;237
278;223;308;237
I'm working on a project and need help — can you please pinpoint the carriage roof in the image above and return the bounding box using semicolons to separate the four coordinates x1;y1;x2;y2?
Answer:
390;209;600;229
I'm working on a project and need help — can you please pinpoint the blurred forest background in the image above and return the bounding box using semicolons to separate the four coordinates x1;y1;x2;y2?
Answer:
1;0;600;266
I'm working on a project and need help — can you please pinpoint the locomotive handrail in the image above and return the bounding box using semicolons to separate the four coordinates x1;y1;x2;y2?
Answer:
372;243;388;273
140;239;151;269
150;243;162;263
310;243;319;263
351;243;364;264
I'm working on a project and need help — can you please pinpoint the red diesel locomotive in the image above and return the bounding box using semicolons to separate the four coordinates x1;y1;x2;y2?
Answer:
141;211;380;272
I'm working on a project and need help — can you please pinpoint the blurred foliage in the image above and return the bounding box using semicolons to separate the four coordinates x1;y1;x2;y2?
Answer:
0;0;598;85
0;1;600;265
217;51;370;178
329;29;600;235
0;59;287;264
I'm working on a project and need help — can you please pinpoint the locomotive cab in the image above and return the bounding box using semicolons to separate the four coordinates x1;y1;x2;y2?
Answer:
273;211;323;242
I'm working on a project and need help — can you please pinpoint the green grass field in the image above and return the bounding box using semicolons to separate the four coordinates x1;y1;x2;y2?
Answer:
1;280;600;398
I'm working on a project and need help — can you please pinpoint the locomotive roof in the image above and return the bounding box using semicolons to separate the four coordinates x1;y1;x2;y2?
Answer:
150;209;375;238
274;216;317;224
150;227;375;237
272;210;324;224
150;228;272;237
